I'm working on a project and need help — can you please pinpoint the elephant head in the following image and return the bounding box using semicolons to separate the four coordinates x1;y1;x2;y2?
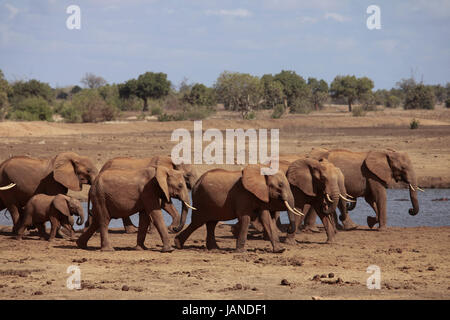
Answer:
287;158;341;215
53;152;98;191
365;149;420;216
241;165;299;234
52;195;85;227
155;166;195;212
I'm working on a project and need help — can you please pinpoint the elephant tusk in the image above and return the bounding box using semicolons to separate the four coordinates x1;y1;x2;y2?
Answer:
326;193;333;203
184;201;197;211
339;194;356;203
293;207;305;216
0;183;16;190
409;184;416;192
417;187;425;192
346;193;355;199
284;201;304;216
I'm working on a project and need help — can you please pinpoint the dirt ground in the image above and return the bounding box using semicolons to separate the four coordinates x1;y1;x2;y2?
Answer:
0;225;449;300
0;105;449;300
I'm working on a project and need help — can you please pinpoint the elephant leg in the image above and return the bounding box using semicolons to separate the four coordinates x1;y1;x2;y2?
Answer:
260;210;285;253
231;221;241;239
365;194;379;229
302;205;320;233
174;218;204;249
37;223;48;240
99;217;114;252
76;218;99;249
8;205;21;234
314;205;336;243
250;216;264;233
161;202;180;233
48;217;60;242
149;209;173;253
235;215;250;253
284;211;302;245
147;215;155;234
338;200;358;231
122;216;138;234
206;221;219;250
135;212;150;250
371;184;388;231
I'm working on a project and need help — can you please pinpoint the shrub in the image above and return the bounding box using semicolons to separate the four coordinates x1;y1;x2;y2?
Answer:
271;104;285;119
289;98;312;114
60;103;82;123
410;118;419;129
404;84;435;110
8;97;53;121
352;106;366;117
385;95;401;108
150;105;162;116
244;111;256;120
71;90;118;122
359;92;377;111
445;98;450;108
184;106;215;120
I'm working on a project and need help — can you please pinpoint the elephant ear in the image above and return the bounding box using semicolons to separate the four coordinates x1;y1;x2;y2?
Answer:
53;152;81;191
242;165;269;203
155;166;171;203
287;159;320;197
365;151;392;184
52;195;71;217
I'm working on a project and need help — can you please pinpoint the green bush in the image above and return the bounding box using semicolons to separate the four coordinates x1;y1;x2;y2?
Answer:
60;103;82;123
410;118;419;129
289;98;312;114
150;105;162;115
244;111;256;120
8;97;53;121
271;104;285;119
404;84;435;110
385;95;401;108
71;89;118;122
352;106;366;117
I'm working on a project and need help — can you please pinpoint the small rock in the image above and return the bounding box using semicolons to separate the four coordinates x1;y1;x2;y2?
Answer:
427;266;436;271
235;283;243;290
320;274;327;278
312;296;322;300
312;275;321;281
336;278;344;284
328;273;335;278
122;285;129;291
252;287;258;291
33;291;43;295
280;279;290;286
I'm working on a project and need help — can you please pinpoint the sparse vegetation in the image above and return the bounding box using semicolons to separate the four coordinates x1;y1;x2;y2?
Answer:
410;118;420;129
352;106;366;117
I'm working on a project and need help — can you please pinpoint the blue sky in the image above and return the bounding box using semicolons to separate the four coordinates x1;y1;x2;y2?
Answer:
0;0;449;89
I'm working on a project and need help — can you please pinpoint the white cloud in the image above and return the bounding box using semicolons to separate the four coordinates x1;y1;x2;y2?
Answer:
299;16;318;24
5;3;19;20
324;12;349;23
205;9;252;18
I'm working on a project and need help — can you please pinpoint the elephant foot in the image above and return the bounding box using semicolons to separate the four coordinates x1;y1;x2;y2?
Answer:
377;225;388;232
134;244;148;251
167;226;178;234
15;236;23;241
231;225;239;238
206;243;220;250
100;246;115;252
303;225;321;233
283;237;296;245
367;216;378;229
124;226;138;234
76;238;88;249
174;237;183;249
342;220;358;231
234;247;246;253
161;246;174;253
273;246;286;254
326;237;336;244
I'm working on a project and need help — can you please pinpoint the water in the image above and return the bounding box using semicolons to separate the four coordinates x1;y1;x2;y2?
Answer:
1;189;449;229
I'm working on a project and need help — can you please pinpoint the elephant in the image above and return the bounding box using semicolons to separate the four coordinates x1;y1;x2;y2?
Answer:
304;148;422;231
174;165;303;253
92;155;198;234
16;194;84;241
0;152;98;233
76;166;194;252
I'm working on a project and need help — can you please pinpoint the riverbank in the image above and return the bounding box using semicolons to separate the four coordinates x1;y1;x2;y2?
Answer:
0;224;449;300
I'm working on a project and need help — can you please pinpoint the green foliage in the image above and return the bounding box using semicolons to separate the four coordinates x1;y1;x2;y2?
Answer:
70;85;82;95
431;84;446;103
0;70;11;120
352;106;366;117
446;98;450;108
150;105;162;115
385;95;401;108
71;89;118;122
214;71;262;119
182;83;216;106
359;92;377;111
403;84;435;110
119;72;171;111
273;70;310;108
289;98;313;114
59;103;82;123
330;75;374;112
8;97;53;121
307;77;328;110
260;74;284;109
56;91;69;100
410;118;420;129
157;105;215;122
271;104;286;119
10;79;54;104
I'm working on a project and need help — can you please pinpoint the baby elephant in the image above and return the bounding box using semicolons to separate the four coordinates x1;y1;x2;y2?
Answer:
16;194;85;241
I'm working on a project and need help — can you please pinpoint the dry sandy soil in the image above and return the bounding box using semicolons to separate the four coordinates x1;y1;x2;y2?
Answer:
0;105;449;300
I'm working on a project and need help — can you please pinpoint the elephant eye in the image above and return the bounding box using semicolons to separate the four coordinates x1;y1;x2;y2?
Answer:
278;182;283;188
178;183;183;189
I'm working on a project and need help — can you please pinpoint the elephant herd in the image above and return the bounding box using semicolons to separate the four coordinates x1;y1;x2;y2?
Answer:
0;148;422;253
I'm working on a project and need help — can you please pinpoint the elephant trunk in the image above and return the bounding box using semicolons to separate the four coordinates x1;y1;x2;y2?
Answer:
323;187;339;215
283;192;297;234
76;208;85;226
408;184;420;216
173;202;188;233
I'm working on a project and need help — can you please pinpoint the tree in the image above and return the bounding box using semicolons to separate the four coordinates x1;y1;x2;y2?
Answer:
10;79;54;103
119;72;171;112
70;85;82;95
214;71;262;119
403;84;435;110
431;84;446;103
273;70;310;108
9;97;53;121
330;75;374;112
260;74;284;109
71;89;117;122
0;70;11;120
182;83;216;107
307;77;328;110
80;73;107;89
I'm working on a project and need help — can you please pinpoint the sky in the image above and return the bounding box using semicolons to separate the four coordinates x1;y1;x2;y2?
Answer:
0;0;449;90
